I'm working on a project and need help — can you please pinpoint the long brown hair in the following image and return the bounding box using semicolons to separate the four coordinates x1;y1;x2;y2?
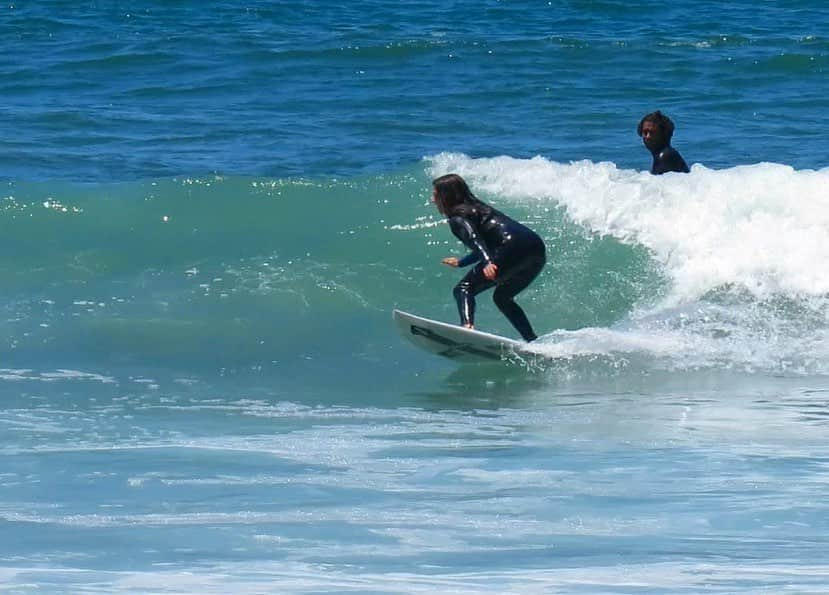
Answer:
432;173;492;218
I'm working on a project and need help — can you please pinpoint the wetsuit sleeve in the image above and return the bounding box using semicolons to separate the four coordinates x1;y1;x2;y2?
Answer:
448;216;493;265
457;251;481;267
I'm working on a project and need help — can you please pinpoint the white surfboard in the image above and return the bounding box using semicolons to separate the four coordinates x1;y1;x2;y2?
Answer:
393;309;531;363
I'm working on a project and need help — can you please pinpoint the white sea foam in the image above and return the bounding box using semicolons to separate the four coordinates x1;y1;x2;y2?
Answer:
3;552;829;594
428;154;829;374
0;368;117;384
428;153;829;304
528;316;829;375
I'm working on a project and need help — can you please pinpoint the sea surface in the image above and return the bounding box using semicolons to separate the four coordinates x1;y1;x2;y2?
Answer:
3;1;829;593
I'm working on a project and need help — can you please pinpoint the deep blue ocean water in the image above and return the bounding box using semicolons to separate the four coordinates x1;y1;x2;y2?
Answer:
3;1;829;592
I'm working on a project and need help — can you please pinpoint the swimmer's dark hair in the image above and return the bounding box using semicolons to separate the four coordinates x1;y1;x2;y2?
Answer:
637;110;675;140
432;173;493;219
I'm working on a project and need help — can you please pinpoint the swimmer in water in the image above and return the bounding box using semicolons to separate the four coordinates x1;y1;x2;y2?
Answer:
637;110;690;175
432;173;546;342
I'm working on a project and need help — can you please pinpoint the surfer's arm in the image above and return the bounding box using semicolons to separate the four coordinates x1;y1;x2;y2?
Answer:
442;252;481;267
448;216;493;264
456;252;481;267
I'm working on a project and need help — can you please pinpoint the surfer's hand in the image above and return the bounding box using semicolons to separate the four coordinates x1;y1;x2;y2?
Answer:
442;257;459;267
483;263;498;280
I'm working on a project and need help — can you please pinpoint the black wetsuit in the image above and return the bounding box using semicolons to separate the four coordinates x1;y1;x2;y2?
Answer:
650;145;689;175
448;204;546;341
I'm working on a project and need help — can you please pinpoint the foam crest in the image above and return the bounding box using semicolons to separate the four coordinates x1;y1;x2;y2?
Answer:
531;312;829;376
428;153;829;304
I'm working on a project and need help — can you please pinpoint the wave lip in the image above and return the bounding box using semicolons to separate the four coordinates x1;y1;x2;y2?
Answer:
428;154;829;376
429;154;829;305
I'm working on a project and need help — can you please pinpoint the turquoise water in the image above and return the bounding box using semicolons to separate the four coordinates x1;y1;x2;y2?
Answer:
3;2;829;593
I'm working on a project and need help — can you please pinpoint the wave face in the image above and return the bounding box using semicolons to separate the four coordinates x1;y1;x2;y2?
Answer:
430;155;829;375
3;155;829;377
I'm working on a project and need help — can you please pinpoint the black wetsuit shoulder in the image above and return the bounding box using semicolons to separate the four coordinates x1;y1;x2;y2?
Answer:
651;145;690;175
448;214;492;265
448;204;542;267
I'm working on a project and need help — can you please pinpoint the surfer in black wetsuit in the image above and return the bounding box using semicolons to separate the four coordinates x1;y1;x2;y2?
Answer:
637;111;690;175
432;173;546;342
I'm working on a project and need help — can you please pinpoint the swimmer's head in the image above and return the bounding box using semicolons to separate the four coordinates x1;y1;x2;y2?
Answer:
432;173;475;216
637;110;675;152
